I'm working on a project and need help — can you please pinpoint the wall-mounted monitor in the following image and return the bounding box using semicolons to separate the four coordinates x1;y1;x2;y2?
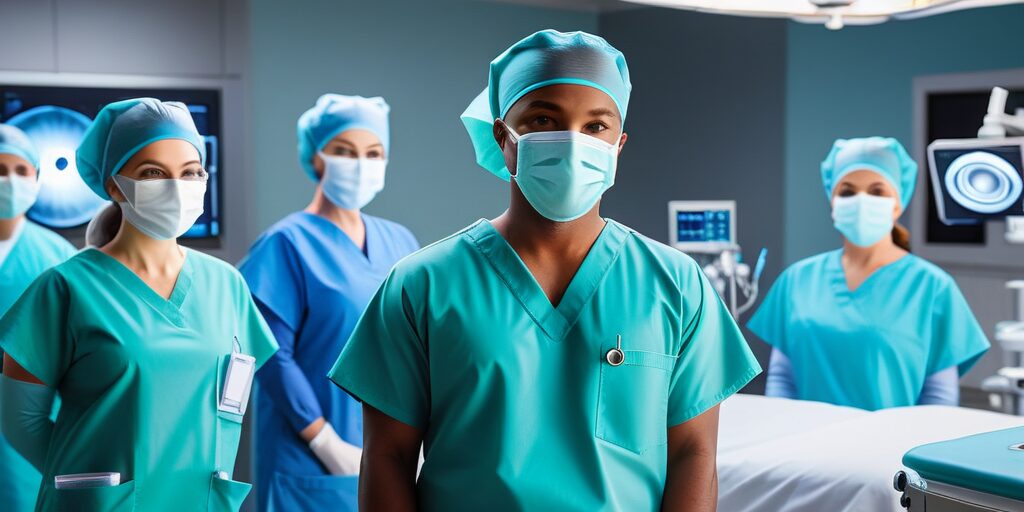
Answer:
0;85;222;239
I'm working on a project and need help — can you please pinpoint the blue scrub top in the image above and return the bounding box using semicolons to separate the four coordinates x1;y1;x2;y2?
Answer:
748;250;989;411
238;212;417;510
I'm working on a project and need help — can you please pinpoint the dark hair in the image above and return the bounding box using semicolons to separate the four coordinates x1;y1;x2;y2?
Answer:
892;223;911;252
95;203;123;247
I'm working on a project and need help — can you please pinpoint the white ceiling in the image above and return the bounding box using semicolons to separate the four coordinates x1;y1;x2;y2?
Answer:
466;0;638;13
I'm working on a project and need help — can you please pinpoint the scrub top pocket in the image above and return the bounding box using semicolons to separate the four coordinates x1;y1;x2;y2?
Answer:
267;472;359;512
51;480;136;512
208;475;252;512
596;350;675;454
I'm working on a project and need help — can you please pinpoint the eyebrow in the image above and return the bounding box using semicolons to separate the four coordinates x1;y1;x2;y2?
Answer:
589;107;618;119
331;140;384;150
523;100;564;112
134;159;202;169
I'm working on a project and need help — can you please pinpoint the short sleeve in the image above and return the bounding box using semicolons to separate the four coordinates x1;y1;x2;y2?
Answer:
928;280;989;377
238;232;306;332
236;276;280;369
668;264;761;426
328;269;428;429
746;268;791;352
0;270;73;387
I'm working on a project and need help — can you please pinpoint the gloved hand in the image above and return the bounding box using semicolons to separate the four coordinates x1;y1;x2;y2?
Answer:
308;423;362;475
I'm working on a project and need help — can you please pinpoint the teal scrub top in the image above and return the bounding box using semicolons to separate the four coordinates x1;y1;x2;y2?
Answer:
0;220;75;512
0;248;278;512
748;249;989;411
329;219;760;510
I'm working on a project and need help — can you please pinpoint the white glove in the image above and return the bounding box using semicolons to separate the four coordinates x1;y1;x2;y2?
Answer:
308;423;362;475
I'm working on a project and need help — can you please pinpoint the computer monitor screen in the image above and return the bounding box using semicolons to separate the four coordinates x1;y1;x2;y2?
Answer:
1;85;221;238
668;200;736;252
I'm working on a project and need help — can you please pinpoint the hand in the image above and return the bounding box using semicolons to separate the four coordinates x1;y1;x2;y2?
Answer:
308;423;362;475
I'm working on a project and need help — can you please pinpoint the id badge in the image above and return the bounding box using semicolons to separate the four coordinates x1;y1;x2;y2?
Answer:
218;352;256;416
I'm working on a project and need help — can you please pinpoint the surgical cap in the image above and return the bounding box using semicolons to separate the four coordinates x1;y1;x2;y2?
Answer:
297;94;390;182
821;137;918;209
77;98;206;200
0;123;40;171
461;29;632;181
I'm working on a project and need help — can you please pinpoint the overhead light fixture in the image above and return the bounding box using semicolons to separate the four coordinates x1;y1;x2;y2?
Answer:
619;0;1024;30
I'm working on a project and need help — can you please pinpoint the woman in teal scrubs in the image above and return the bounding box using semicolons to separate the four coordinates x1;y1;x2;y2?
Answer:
0;98;278;512
0;124;75;511
329;30;760;511
748;137;990;411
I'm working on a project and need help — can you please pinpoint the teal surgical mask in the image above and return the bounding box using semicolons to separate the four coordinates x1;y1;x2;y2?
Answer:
832;193;896;247
506;125;618;222
0;175;40;219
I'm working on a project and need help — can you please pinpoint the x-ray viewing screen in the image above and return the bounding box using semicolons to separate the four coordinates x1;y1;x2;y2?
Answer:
1;85;221;238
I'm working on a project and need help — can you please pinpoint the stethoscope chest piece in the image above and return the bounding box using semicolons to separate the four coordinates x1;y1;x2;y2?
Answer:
605;334;624;366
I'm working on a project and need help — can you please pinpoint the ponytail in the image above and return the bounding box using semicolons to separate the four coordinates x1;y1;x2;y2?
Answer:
892;222;911;252
85;203;122;248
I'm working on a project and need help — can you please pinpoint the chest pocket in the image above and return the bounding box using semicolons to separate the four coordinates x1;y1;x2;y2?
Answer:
596;349;676;454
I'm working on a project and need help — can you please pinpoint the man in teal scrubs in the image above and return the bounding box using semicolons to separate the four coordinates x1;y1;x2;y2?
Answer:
0;124;75;511
329;30;760;511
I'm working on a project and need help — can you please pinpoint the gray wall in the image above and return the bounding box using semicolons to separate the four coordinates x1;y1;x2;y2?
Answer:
598;8;789;391
248;0;599;246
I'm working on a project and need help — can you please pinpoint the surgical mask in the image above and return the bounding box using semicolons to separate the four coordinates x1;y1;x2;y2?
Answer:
832;193;896;247
114;175;206;240
0;175;40;219
319;153;386;210
506;126;618;222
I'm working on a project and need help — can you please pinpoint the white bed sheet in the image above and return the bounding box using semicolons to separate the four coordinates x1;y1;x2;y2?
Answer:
717;394;1024;512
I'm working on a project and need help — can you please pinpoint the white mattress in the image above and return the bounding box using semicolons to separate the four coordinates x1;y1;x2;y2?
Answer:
717;394;1024;512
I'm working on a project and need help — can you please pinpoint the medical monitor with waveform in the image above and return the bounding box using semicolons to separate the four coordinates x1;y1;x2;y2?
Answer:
1;85;222;239
668;200;737;253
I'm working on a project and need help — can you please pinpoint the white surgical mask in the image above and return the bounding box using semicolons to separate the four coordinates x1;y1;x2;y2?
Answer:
114;175;206;240
831;193;896;247
0;175;40;219
319;153;387;210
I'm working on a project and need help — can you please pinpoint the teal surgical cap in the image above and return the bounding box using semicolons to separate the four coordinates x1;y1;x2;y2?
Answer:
0;123;40;170
461;29;632;181
77;98;206;200
821;136;918;209
297;94;390;182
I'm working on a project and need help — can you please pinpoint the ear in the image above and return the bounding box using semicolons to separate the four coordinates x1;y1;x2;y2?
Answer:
493;120;509;151
312;153;325;180
893;201;903;220
105;177;126;203
617;132;628;156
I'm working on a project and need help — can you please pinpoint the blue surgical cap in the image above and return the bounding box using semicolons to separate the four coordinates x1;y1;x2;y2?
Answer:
0;123;40;171
461;29;632;181
821;137;918;209
77;98;206;200
297;94;390;182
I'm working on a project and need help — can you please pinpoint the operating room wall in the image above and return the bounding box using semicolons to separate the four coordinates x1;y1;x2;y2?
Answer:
784;4;1024;389
598;8;789;392
248;0;598;246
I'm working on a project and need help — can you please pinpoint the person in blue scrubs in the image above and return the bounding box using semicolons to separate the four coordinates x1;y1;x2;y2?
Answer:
0;124;75;512
749;137;990;410
239;94;418;512
328;30;761;511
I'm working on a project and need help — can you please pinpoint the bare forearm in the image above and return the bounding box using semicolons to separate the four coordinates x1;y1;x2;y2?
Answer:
662;451;718;512
359;453;418;512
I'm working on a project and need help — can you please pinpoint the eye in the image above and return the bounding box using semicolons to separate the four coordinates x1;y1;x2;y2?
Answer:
585;122;608;134
531;115;555;129
868;185;889;197
182;168;209;181
15;165;29;176
332;147;357;157
366;150;384;160
139;167;166;179
0;164;7;175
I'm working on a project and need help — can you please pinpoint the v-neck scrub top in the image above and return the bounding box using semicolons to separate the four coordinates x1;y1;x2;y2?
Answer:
238;211;417;511
0;248;278;512
329;219;760;510
748;250;989;411
0;220;75;512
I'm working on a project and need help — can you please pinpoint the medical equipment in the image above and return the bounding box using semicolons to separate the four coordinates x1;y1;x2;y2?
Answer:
668;200;767;319
54;472;120;490
981;280;1024;416
619;0;1024;30
894;426;1024;511
928;87;1024;241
